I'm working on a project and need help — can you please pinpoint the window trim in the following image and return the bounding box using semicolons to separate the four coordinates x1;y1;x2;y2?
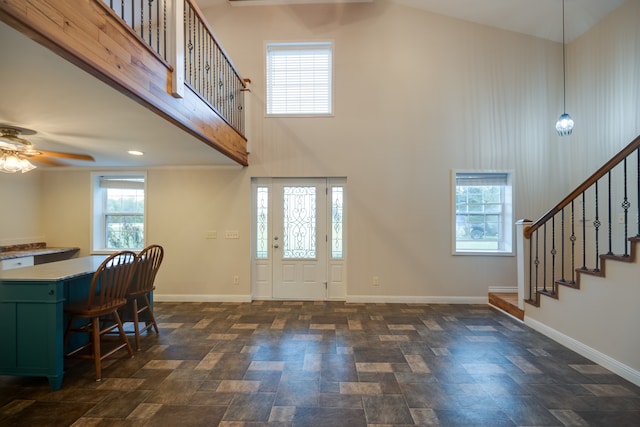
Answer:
91;171;147;254
265;40;334;118
451;170;514;256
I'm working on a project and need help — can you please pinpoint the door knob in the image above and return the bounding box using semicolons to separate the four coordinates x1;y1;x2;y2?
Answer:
274;244;279;248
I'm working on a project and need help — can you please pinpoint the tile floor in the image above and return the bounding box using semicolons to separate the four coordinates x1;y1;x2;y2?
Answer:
1;301;640;426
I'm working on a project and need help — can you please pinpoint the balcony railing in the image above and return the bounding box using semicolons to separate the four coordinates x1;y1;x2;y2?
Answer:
102;0;246;136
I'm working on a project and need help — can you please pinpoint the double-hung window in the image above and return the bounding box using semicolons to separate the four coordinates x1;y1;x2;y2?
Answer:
266;41;333;116
92;173;146;252
453;171;513;255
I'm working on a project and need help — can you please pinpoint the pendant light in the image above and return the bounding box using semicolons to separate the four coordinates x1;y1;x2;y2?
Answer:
555;0;574;136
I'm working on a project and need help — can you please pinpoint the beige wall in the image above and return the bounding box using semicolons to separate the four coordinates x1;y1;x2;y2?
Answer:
1;1;638;305
204;0;565;300
524;0;640;383
0;170;43;246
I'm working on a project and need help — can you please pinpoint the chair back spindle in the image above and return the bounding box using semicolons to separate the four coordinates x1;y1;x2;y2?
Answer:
85;251;137;310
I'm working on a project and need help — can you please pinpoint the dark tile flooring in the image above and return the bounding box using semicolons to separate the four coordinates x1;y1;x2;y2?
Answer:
1;301;640;426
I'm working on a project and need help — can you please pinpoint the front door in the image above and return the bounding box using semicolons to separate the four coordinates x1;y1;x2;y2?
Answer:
252;177;346;301
272;179;327;299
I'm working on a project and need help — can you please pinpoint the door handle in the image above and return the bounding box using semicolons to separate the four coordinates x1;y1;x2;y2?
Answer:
273;244;279;249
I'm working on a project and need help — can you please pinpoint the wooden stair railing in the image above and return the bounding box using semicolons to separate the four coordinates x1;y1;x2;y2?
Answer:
523;135;640;306
0;0;249;166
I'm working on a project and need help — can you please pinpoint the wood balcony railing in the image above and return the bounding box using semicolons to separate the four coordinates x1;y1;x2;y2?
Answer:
0;0;248;166
520;135;640;306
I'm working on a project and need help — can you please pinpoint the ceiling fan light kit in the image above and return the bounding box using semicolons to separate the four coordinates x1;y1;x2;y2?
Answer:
0;125;95;173
0;151;37;173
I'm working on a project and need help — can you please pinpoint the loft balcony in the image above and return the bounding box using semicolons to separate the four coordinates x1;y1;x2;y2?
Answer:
0;0;248;167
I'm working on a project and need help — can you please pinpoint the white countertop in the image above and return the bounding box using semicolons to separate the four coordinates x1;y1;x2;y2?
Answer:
0;256;108;282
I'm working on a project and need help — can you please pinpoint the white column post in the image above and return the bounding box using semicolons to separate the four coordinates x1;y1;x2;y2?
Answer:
516;219;533;311
168;0;185;98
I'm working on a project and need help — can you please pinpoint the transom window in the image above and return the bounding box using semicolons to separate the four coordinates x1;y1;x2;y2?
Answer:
453;171;513;255
266;41;333;116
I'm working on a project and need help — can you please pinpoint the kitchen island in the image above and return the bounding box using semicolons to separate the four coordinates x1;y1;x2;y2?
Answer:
0;256;107;390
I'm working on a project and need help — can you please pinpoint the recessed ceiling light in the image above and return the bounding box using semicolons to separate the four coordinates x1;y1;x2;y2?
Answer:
128;150;144;156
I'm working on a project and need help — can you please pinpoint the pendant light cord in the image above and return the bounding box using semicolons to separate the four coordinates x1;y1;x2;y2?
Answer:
562;0;566;112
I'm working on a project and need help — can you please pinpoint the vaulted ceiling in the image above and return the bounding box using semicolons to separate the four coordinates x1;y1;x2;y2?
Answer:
0;0;626;169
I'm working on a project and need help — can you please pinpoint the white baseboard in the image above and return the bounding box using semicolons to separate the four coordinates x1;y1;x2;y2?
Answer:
346;295;488;304
525;316;640;387
154;294;252;303
488;286;517;293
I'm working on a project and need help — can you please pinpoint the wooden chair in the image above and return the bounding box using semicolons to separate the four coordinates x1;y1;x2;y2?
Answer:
125;244;164;350
63;251;137;381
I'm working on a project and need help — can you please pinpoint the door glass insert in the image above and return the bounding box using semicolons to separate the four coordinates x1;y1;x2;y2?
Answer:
283;186;316;259
256;186;269;259
331;186;344;258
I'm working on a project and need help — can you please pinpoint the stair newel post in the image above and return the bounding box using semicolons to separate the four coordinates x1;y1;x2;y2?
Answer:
570;200;576;284
516;219;533;308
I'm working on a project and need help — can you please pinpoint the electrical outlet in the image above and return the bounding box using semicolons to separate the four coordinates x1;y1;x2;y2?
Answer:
225;230;240;239
233;275;239;285
205;230;217;239
373;276;380;286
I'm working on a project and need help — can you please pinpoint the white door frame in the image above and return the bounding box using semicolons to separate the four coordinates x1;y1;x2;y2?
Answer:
251;177;347;301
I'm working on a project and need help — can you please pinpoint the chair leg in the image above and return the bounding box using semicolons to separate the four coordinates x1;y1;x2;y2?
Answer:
132;298;141;351
114;310;134;358
143;294;159;334
91;316;102;381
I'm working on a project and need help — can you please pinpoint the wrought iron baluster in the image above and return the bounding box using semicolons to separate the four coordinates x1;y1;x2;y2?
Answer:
163;0;167;59
528;236;533;301
607;171;613;255
636;148;640;238
551;216;557;294
622;158;630;257
570;200;576;284
534;229;540;296
561;208;566;281
148;0;153;48
543;223;547;293
581;191;586;270
140;0;144;39
593;181;601;271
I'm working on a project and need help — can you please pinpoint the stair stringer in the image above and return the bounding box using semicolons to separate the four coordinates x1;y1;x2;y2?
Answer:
523;237;640;386
527;237;638;305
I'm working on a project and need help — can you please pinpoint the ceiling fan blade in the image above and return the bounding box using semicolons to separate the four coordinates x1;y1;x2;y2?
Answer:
29;156;66;167
35;150;95;161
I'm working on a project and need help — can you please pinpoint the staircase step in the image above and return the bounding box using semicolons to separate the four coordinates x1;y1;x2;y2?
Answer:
488;292;524;321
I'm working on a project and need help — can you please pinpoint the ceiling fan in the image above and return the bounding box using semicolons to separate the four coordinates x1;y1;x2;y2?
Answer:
0;125;94;172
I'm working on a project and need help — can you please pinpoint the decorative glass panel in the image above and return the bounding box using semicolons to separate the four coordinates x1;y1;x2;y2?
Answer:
283;186;316;258
331;187;343;258
256;186;269;259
